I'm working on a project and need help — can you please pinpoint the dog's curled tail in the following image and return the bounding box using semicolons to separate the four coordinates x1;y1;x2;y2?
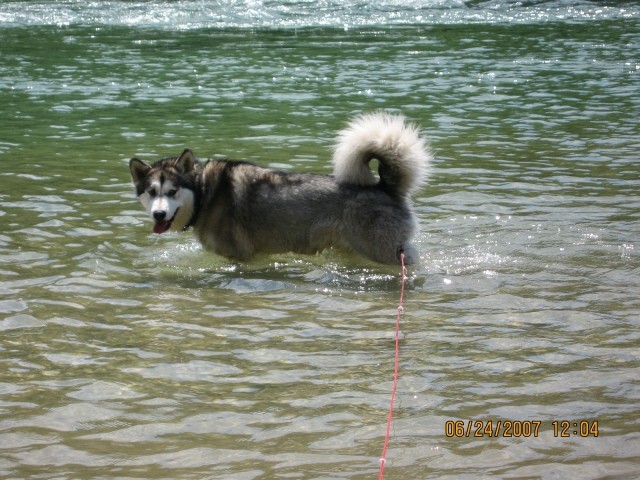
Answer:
332;112;431;197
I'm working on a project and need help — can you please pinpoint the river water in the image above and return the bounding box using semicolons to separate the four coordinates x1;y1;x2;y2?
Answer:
1;1;639;479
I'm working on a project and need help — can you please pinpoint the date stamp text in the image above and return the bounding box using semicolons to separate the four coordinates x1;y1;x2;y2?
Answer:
444;420;599;438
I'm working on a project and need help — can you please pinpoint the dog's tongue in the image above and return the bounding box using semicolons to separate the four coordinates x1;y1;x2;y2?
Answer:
153;221;171;234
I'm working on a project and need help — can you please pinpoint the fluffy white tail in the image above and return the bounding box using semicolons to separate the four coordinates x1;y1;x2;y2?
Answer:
332;112;431;197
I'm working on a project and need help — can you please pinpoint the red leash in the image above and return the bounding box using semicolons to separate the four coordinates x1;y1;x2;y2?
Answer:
378;251;407;479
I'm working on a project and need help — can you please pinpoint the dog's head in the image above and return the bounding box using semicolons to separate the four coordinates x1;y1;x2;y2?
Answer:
129;148;197;234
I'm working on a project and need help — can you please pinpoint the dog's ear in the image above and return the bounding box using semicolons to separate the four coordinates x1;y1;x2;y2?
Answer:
175;149;196;174
129;158;151;186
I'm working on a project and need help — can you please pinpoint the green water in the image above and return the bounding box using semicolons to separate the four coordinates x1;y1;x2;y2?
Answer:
1;16;639;480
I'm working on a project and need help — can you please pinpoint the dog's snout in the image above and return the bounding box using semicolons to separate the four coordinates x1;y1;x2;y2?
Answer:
153;210;166;220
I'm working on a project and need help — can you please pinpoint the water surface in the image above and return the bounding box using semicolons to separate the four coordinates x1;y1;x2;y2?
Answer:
0;1;639;479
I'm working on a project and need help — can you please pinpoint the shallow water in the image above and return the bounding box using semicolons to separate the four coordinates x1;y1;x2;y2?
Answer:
1;1;639;479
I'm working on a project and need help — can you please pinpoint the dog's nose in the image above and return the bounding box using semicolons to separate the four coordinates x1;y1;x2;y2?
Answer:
153;210;166;220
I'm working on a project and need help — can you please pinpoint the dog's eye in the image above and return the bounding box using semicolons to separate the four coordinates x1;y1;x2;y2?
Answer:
167;189;178;197
148;189;157;198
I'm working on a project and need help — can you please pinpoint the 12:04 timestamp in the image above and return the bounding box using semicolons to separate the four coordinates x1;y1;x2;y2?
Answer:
552;420;599;437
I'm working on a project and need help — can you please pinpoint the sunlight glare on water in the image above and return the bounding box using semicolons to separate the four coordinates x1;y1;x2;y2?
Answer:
0;0;639;28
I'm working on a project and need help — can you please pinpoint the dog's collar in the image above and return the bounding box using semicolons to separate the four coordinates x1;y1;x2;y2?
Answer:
184;206;197;230
183;184;200;230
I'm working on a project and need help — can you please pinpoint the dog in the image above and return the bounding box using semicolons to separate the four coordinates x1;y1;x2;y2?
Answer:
129;112;431;264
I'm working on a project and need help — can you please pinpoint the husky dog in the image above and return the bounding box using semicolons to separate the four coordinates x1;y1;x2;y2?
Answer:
129;112;431;264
